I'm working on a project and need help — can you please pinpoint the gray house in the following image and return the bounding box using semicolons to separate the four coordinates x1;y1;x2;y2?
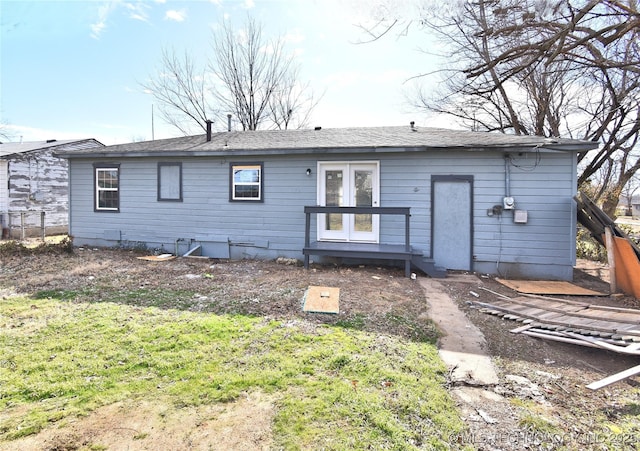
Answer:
0;139;104;238
56;125;597;280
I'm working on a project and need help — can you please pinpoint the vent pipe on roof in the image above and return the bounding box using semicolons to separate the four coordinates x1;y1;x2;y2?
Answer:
206;120;212;142
227;114;232;132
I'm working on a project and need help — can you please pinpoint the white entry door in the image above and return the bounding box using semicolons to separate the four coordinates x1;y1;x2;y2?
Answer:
318;162;379;242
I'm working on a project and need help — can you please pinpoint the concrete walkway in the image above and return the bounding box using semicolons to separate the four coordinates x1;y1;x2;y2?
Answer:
419;276;499;386
418;276;525;446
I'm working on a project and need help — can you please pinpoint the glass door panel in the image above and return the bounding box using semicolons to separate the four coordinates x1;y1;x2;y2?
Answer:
353;169;373;233
324;170;344;232
318;165;348;241
349;164;378;241
318;162;379;243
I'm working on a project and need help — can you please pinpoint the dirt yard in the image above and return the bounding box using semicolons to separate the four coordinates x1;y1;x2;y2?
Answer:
1;247;639;450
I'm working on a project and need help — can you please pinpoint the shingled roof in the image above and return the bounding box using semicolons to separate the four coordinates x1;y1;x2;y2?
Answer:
0;139;104;158
55;126;598;158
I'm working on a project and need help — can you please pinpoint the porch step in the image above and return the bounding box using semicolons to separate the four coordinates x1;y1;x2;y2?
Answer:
411;254;447;278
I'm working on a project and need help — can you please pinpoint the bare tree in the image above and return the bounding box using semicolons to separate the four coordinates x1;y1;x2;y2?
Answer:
210;17;320;131
210;17;286;131
142;48;215;136
142;17;319;134
268;70;323;130
392;0;640;217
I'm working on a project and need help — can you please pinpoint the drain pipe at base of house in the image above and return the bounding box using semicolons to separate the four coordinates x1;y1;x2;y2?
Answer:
175;238;185;257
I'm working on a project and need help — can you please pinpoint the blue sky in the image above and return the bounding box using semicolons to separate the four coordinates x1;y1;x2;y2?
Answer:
1;0;444;145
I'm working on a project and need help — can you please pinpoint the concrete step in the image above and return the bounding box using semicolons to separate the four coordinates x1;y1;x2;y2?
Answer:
411;254;447;278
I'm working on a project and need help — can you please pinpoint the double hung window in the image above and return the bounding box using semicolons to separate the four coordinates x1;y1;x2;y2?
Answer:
230;163;263;202
95;165;120;212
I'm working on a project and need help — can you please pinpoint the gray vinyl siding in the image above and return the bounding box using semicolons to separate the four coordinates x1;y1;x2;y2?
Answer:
70;156;318;258
380;151;577;277
68;148;578;279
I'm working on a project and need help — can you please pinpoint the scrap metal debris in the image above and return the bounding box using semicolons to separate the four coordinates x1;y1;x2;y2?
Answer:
472;287;640;388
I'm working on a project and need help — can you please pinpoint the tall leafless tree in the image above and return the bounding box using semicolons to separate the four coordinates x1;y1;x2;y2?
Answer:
268;69;321;130
142;16;319;134
142;48;214;136
367;0;640;217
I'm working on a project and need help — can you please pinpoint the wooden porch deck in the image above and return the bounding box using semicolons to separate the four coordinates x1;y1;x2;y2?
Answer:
302;206;413;277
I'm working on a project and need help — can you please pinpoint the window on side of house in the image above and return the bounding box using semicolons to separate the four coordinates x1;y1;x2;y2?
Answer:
158;162;183;202
94;164;120;212
230;163;263;202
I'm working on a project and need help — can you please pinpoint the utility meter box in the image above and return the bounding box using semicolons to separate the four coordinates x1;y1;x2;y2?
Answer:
514;210;528;224
503;196;515;210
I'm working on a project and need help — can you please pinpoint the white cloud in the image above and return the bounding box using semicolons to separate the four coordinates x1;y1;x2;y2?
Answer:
90;2;117;39
124;2;151;22
243;0;255;9
90;1;150;39
165;9;187;22
90;21;107;39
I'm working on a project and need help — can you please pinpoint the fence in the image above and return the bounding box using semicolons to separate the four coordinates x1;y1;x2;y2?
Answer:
0;211;64;241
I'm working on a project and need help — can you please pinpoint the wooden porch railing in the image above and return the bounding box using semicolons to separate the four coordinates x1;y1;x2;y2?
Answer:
303;206;413;277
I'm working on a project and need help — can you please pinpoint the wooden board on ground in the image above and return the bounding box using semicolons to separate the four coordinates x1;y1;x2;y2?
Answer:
496;279;606;296
586;364;640;390
303;286;340;314
136;254;176;262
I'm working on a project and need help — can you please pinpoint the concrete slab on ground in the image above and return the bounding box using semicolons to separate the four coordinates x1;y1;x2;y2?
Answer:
419;278;499;386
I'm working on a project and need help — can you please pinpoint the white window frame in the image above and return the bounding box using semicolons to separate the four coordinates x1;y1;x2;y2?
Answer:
230;163;263;202
95;165;120;212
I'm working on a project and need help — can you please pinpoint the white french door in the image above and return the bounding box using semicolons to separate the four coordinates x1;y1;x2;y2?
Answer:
318;162;379;242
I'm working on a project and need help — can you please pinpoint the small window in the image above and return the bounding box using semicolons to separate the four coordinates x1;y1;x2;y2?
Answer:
230;163;263;202
94;165;120;212
158;162;182;201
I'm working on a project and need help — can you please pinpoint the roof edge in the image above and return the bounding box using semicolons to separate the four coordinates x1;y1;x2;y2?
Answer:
56;142;597;159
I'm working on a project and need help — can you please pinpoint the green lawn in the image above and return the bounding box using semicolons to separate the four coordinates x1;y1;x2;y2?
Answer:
0;292;467;450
